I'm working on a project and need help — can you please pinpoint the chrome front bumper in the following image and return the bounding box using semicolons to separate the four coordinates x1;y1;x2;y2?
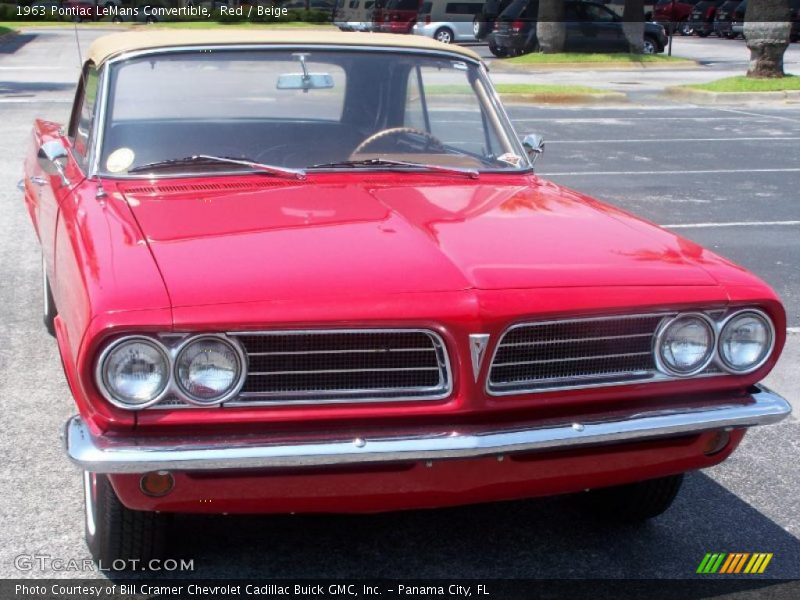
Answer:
66;385;791;474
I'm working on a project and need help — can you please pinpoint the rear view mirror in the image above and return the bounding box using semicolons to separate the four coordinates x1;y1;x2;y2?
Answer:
277;73;334;91
522;134;545;166
37;140;70;185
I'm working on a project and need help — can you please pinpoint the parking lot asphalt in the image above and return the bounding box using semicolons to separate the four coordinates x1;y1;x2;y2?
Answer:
0;28;798;580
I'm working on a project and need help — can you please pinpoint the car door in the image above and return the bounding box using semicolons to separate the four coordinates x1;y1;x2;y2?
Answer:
29;65;96;299
563;2;587;51
575;2;627;52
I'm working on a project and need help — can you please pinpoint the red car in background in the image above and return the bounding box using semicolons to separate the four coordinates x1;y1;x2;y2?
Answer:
373;0;421;32
653;0;704;35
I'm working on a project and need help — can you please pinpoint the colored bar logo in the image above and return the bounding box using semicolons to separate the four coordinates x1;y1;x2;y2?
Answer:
697;553;773;574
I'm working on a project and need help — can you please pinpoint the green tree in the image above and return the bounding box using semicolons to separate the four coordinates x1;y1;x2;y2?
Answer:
744;0;792;77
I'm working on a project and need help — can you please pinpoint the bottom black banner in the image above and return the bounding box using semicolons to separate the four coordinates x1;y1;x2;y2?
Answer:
1;580;799;600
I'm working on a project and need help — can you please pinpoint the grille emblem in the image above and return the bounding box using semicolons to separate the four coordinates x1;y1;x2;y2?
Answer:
469;334;491;381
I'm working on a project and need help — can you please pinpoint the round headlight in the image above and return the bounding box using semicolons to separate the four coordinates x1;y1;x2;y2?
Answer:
719;310;773;373
98;338;170;408
656;314;715;376
175;336;244;405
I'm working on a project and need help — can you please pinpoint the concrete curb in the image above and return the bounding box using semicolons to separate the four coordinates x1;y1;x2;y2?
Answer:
499;91;628;104
666;87;800;104
491;60;698;72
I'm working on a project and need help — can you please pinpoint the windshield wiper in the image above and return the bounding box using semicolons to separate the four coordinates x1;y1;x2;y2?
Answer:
128;155;306;180
309;158;479;179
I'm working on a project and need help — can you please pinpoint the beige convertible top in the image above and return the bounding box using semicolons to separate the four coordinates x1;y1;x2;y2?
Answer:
87;30;482;66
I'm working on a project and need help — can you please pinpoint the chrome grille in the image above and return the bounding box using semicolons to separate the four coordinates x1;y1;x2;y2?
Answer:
226;329;451;405
488;314;671;394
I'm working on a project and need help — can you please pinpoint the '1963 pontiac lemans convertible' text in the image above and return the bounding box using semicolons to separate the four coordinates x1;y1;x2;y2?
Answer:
20;30;790;565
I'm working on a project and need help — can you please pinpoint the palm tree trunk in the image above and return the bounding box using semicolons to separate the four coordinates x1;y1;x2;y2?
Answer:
623;0;645;53
536;0;566;53
744;0;791;77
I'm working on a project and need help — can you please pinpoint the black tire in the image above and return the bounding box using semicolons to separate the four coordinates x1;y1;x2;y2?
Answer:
42;256;57;337
488;42;508;57
84;472;170;566
697;30;710;37
112;16;123;23
473;16;487;40
642;35;658;55
583;474;684;522
679;21;694;36
434;27;454;44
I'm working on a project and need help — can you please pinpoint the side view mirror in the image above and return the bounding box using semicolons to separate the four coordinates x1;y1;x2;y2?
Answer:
522;134;545;166
37;140;70;186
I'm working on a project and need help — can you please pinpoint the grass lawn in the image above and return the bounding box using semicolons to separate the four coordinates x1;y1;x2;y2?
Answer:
681;75;800;92
507;52;689;65
427;83;607;96
0;25;14;37
495;83;607;95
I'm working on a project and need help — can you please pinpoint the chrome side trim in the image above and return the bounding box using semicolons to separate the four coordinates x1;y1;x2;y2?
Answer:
66;385;790;473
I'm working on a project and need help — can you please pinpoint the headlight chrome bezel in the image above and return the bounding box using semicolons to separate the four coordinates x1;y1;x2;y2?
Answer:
95;336;172;410
717;309;775;375
654;312;717;377
654;308;776;379
95;333;247;410
173;334;248;406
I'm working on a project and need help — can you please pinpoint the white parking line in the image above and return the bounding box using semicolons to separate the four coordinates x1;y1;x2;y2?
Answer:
511;117;781;122
663;221;800;229
0;99;71;104
712;107;800;125
549;137;800;144
788;327;800;334
0;66;64;71
541;168;800;176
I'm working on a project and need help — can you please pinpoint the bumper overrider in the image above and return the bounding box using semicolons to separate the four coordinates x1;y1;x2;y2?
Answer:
66;385;790;474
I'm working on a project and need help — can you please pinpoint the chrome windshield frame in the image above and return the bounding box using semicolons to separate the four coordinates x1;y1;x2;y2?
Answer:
91;44;533;180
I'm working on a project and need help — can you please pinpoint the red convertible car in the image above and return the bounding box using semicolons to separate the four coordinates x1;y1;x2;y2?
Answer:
21;30;790;565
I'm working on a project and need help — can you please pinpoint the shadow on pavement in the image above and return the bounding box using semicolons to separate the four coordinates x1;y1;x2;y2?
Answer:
0;32;35;54
162;471;800;579
0;81;75;97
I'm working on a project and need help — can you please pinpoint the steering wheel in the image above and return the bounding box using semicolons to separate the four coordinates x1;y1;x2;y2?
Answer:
351;127;446;156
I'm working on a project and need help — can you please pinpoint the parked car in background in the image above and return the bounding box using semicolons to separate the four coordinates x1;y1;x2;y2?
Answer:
730;0;746;37
334;0;376;30
493;0;667;56
712;0;741;37
26;29;790;565
790;0;800;42
412;0;484;43
652;0;703;35
473;0;513;40
373;0;420;33
688;0;726;36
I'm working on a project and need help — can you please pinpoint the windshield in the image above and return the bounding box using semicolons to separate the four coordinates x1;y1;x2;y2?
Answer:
100;49;529;176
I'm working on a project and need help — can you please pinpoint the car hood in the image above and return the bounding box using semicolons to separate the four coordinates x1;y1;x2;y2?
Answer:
119;176;720;307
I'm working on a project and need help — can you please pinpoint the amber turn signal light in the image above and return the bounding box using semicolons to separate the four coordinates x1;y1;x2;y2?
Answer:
140;471;175;497
703;430;732;456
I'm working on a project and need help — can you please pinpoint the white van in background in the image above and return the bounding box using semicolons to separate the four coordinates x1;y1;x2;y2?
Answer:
334;0;377;31
411;0;484;43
